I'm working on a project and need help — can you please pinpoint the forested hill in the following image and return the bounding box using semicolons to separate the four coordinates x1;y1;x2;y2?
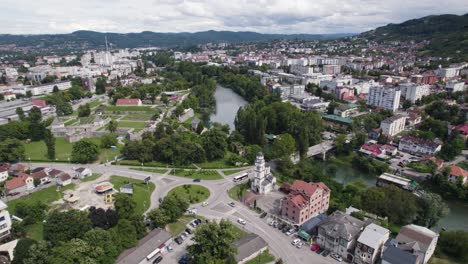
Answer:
0;30;352;49
360;13;468;60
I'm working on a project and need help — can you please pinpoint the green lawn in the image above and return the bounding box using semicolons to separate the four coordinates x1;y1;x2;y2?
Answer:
130;168;169;174
167;184;210;204
168;215;196;236
231;222;248;240
116;160;196;169
121;113;155;121
228;182;249;201
88;100;101;109
245;250;275;264
171;169;222;180
7;184;76;217
109;176;155;215
80;173;102;182
117;121;148;129
106;106;153;112
222;169;248;176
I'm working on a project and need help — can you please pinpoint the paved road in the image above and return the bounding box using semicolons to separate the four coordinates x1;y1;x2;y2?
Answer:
28;162;338;264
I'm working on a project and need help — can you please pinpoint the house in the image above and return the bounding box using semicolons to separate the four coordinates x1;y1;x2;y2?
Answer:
8;164;27;177
382;239;421;264
250;153;276;194
56;173;72;186
5;173;34;193
116;228;172;264
0;164;9;182
31;170;50;185
316;211;366;262
177;108;194;122
394;224;439;264
447;165;467;185
380;115;406;137
116;98;142;106
233;233;268;264
2;92;16;101
398;136;441;156
0;201;12;240
74;167;92;179
354;223;390;264
451;123;468;141
359;143;397;158
368;128;382;141
334;103;359;118
280;180;330;225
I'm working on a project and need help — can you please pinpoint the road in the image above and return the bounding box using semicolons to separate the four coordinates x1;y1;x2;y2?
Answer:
27;162;339;264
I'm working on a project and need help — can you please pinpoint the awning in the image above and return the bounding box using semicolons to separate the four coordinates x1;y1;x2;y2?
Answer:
298;230;311;241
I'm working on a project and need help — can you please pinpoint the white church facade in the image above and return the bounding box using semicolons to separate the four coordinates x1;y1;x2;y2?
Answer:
250;153;276;194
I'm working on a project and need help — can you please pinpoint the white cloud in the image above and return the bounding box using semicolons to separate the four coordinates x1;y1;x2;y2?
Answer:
0;0;467;34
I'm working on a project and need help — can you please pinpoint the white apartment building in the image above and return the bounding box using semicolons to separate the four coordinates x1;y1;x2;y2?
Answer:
273;84;305;100
354;223;390;264
445;81;466;92
399;83;431;103
398;136;442;156
16;81;72;96
0;201;12;240
0;165;8;182
290;65;314;75
380;115;407;136
367;86;401;112
317;58;339;65
437;67;459;78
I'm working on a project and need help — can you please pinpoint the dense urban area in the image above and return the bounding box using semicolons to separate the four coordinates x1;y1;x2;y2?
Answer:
0;12;467;264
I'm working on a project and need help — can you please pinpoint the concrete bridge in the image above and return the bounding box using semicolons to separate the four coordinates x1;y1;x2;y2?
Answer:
290;140;335;164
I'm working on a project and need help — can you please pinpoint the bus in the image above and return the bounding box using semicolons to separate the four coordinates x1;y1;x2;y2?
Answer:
146;248;161;261
233;173;248;182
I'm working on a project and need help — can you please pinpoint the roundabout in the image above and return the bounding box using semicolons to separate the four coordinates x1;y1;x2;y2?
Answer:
167;184;210;204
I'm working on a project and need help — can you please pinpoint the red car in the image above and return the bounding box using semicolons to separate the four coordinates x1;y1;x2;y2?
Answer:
311;244;320;252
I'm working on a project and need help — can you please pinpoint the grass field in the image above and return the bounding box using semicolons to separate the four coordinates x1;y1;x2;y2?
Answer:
105;106;153;112
245;250;275;264
228;182;249;201
24;222;44;241
168;215;196;236
172;169;222;180
117;121;148;129
121;113;155;121
88;100;101;109
167;184;210;204
80;173;102;182
222;169;248;176
130;168;169;174
231;222;248;240
109;175;155;215
116;160;196;169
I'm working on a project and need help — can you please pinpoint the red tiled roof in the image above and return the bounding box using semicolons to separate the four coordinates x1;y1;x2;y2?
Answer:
32;99;47;108
289;180;330;198
0;164;10;173
31;170;48;180
6;173;31;190
58;173;71;181
449;165;468;178
116;98;141;106
453;123;468;135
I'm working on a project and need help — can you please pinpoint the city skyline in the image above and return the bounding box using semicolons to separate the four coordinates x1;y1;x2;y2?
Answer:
0;0;467;35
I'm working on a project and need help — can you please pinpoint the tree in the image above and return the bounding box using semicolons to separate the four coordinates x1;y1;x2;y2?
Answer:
159;195;189;222
78;103;91;117
95;78;106;95
83;229;121;263
71;139;100;163
351;132;367;148
437;231;468;263
52;85;59;93
147;208;170;228
106;120;118;133
114;219;138;249
335;134;351;155
44;129;56;160
438;137;464;161
14;200;48;225
114;193;137;219
29;106;45;141
43;210;92;245
16;107;26;121
12;238;37;264
55;100;73;116
201;128;228;160
26;90;33;98
47;239;104;264
88;207;118;230
245;145;262;164
327;101;339;114
271;133;296;159
161;93;169;105
0;138;25;162
100;133;117;148
23;240;51;264
187;219;238;263
402;100;412;110
416;192;449;228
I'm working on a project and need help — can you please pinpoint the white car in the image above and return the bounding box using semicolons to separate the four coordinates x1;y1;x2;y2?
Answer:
238;218;246;225
202;201;208;207
330;253;343;262
291;239;300;246
296;242;304;249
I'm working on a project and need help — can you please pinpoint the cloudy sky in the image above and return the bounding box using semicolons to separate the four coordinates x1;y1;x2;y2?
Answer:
1;0;467;34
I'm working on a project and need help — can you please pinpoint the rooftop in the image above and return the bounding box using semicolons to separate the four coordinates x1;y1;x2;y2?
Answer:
233;233;268;262
116;228;172;264
358;223;390;249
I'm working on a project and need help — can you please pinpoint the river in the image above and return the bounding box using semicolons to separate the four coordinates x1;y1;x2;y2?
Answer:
318;160;468;232
210;85;247;131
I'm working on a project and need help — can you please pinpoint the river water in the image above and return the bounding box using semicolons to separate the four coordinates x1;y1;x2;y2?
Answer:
210;85;247;131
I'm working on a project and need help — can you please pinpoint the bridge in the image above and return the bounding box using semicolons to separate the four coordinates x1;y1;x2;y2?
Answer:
290;140;335;164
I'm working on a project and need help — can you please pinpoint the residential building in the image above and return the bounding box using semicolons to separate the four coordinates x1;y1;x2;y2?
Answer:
250;153;276;194
56;173;72;186
5;173;34;194
74;167;92;179
316;211;366;262
323;64;341;75
436;67;459;78
177;108;194;122
233;233;268;264
115;98;143;106
290;64;314;75
116;228;172;264
399;83;431;104
376;173;416;192
380;115;406;136
322;114;354;129
394;224;439;264
445;81;466;92
13;81;71;96
31;170;50;185
398;136;442;156
0;164;9;182
354;223;390;264
334;103;358;118
447;165;467;185
367;86;401;112
280;180;330;225
0;201;12;240
359;143;397;158
451;123;468;141
382;239;421;264
301;97;330;112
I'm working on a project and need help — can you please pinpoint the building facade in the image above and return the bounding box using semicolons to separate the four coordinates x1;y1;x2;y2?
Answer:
0;201;12;240
395;224;439;264
380;115;406;136
398;136;442;156
250;153;276;194
367;86;401;112
399;83;431;104
280;180;330;225
354;223;390;264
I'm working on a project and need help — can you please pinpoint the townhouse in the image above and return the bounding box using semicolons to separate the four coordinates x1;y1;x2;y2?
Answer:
398;136;442;156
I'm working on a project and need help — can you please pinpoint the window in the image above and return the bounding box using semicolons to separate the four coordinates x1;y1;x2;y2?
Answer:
0;216;4;222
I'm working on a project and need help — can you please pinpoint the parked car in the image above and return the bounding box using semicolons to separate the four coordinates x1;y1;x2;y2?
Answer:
238;218;246;225
311;244;320;252
228;202;235;207
316;248;324;254
8;192;20;197
178;255;189;264
322;250;330;257
286;228;295;236
330;253;343;262
296;242;304;249
193;178;201;182
195;218;202;225
291;239;300;246
158;197;163;203
273;221;279;228
185;228;193;234
153;255;163;264
175;237;183;245
260;212;267;218
167;245;173;252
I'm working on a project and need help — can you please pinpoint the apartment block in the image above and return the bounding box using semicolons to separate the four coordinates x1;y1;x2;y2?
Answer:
367;86;401;112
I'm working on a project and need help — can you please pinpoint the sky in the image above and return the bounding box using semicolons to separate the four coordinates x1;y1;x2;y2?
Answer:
1;0;467;35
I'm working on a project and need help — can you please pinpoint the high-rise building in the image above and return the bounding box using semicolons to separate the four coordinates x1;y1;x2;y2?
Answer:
367;86;401;112
399;83;431;103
